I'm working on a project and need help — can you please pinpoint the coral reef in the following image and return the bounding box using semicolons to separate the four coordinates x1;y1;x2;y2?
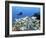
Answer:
12;16;40;31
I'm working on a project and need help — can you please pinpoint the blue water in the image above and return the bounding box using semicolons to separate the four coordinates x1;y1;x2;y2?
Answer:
12;6;40;21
